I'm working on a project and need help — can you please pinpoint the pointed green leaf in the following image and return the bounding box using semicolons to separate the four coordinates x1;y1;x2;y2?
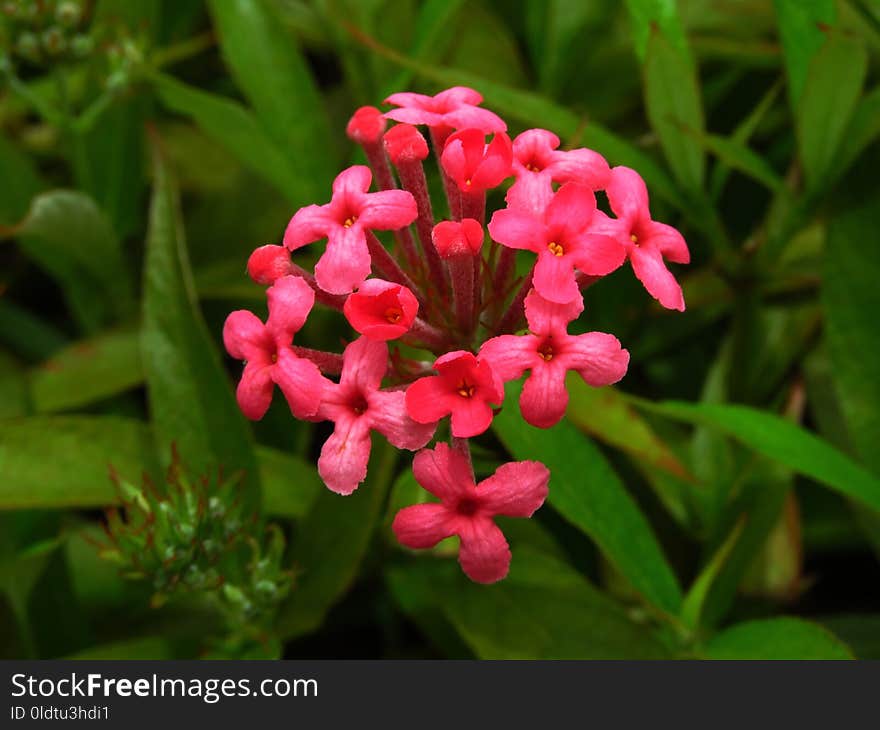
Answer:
705;617;853;659
773;0;836;106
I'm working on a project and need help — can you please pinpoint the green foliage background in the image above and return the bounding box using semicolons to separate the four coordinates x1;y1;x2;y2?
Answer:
0;0;879;659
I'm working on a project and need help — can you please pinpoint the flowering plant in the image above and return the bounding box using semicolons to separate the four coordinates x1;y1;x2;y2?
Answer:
224;87;688;583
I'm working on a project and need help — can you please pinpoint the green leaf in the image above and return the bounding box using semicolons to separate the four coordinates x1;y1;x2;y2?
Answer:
699;132;783;192
644;29;705;192
142;141;261;508
207;0;334;201
149;72;306;204
797;31;867;190
0;415;312;517
0;353;28;419
493;382;682;615
64;637;177;660
28;329;142;413
704;617;853;659
773;0;836;106
824;200;880;475
0;416;158;509
0;134;43;226
624;0;690;63
820;614;880;659
830;86;880;186
277;438;395;639
13;191;133;332
633;399;880;513
398;547;673;659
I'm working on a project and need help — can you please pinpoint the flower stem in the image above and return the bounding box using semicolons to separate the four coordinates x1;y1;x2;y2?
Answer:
291;346;344;375
289;263;347;311
366;231;425;305
495;271;533;335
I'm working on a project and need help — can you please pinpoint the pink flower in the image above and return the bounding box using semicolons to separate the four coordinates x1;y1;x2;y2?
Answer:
480;290;629;428
246;244;293;285
384;86;506;135
316;337;436;495
589;166;690;311
405;351;503;438
440;129;513;194
345;106;386;145
223;275;325;420
283;166;418;295
432;218;484;259
343;278;419;341
507;129;610;215
392;443;549;583
383;123;429;164
488;182;626;304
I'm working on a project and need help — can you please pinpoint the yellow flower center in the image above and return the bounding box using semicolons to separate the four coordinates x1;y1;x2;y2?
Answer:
384;307;403;324
538;345;554;361
630;233;639;244
457;382;476;398
548;241;564;257
343;216;358;228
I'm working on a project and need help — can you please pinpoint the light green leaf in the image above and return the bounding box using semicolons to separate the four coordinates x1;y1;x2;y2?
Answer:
633;399;880;513
773;0;836;106
207;0;334;201
797;31;867;190
704;617;853;659
494;381;683;615
149;72;305;204
13;191;133;332
624;0;690;63
644;29;705;191
142;142;261;508
28;329;142;413
398;547;673;659
824;200;880;476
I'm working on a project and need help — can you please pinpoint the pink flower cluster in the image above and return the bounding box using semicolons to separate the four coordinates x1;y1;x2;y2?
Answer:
224;88;689;584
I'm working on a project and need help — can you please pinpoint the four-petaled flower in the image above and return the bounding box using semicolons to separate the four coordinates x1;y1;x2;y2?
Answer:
588;166;690;311
480;290;629;428
507;128;610;215
343;278;419;341
440;129;513;194
316;336;436;495
223;275;325;420
384;86;506;135
283;165;418;295
488;182;626;304
406;351;503;438
392;443;549;583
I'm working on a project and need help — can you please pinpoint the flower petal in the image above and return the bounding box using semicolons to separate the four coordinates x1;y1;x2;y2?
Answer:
368;390;437;450
470;132;513;189
547;147;610;190
223;310;269;362
332;165;372;197
339;336;388;392
392;503;455;549
478;461;550;518
443;106;507;134
487;208;546;253
512;128;560;165
405;376;457;424
235;361;274;420
630;245;686;311
383;107;444;127
359;189;418;230
479;334;539;381
606;166;648;222
643;220;690;264
412;442;475;500
314;224;372;294
457;517;511;584
283;204;335;251
434;86;483;108
546;182;596;234
523;288;583;336
449;396;495;438
266;275;315;340
532;250;580;304
317;413;372;495
562;332;630;386
344;279;418;341
570;233;627;276
519;361;569;428
272;348;325;418
505;170;555;216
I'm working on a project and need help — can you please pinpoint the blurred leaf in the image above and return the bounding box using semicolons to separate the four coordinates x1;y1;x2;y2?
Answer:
258;447;322;519
0;416;158;509
698;132;783;192
64;636;177;660
797;30;867;191
829;85;880;185
773;0;836;106
704;617;853;659
494;382;682;615
624;0;690;63
528;0;602;94
0;353;28;419
0;134;43;226
820;614;880;659
278;438;395;640
28;329;142;413
566;378;694;525
644;29;706;192
207;0;334;201
142;140;261;508
824;200;880;475
149;72;306;204
397;547;673;659
0;301;67;363
13;191;134;332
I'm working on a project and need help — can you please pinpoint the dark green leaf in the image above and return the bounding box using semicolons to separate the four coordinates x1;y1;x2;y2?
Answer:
624;0;690;63
494;382;682;614
773;0;836;106
704;617;853;659
0;134;43;226
142;142;261;507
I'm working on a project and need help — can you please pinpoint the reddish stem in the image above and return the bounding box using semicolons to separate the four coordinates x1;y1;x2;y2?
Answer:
291;346;343;375
495;270;533;335
289;262;347;310
366;231;425;304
